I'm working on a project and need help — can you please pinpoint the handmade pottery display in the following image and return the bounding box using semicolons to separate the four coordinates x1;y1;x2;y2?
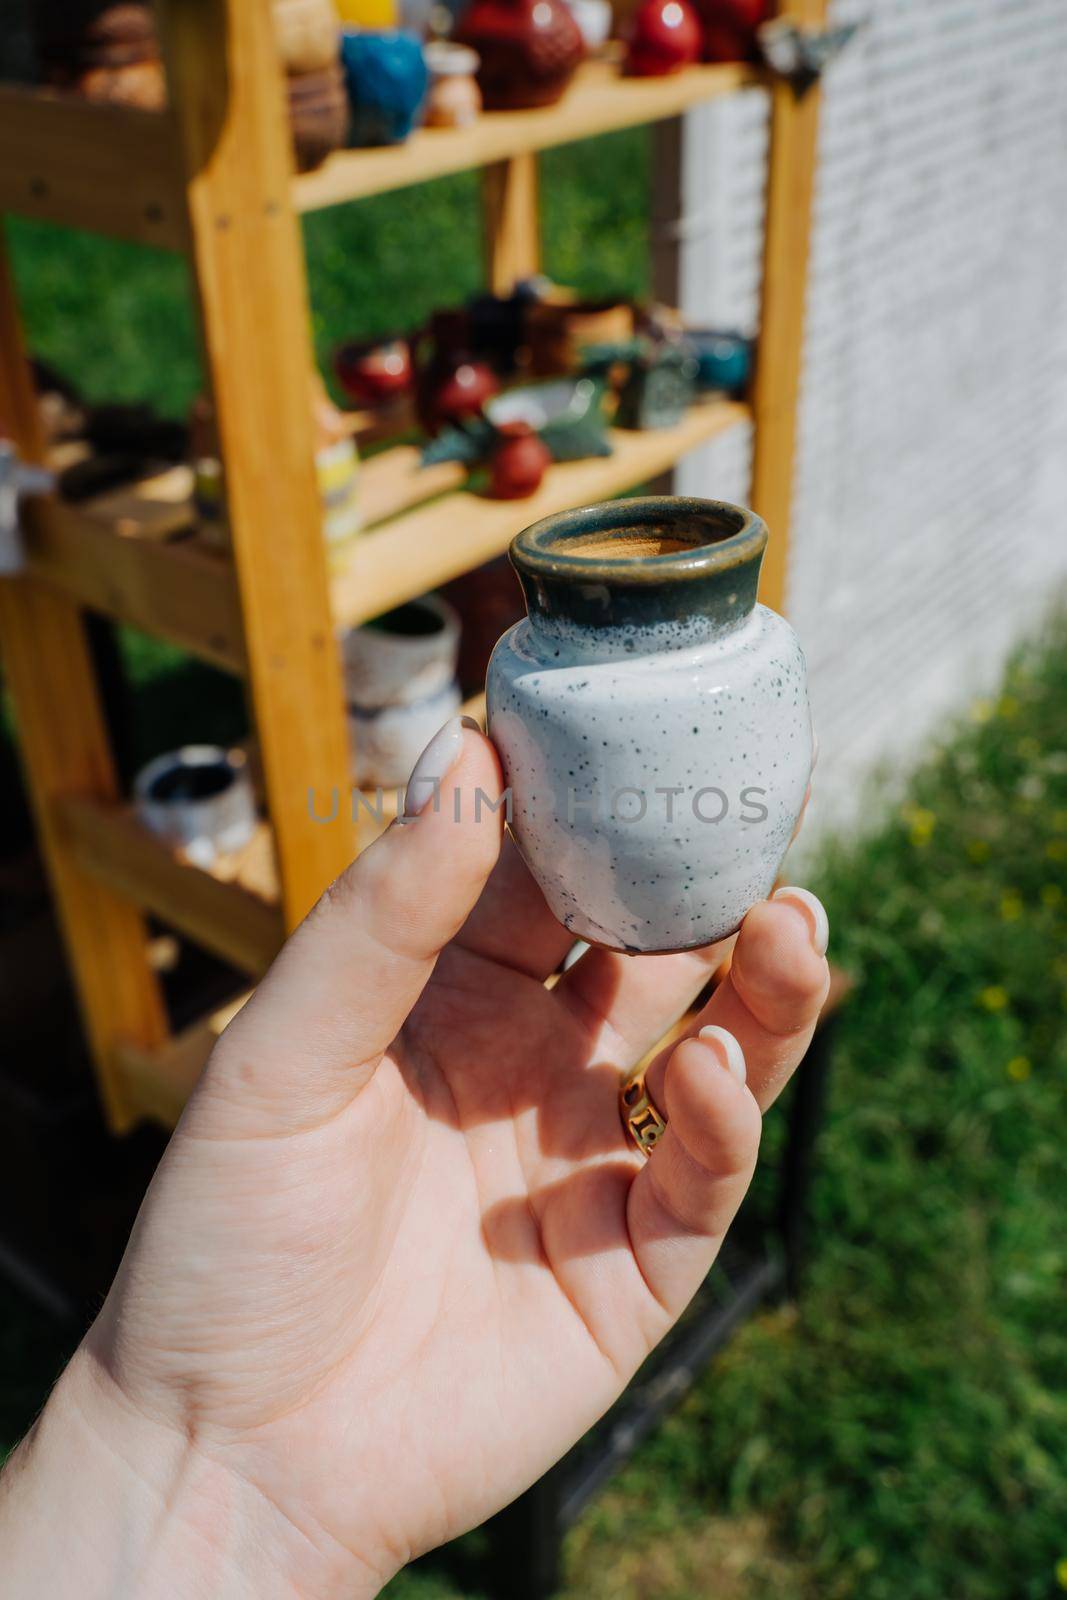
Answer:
287;61;349;169
487;496;813;952
456;0;585;111
134;746;257;867
273;0;341;73
334;336;414;406
342;594;462;786
340;29;429;145
626;0;701;74
489;420;552;499
685;328;752;396
423;41;483;126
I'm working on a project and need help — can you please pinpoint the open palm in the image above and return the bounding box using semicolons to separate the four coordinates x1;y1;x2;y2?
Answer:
87;727;828;1598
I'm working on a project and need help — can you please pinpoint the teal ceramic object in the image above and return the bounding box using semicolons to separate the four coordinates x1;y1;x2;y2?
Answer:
341;30;429;146
686;329;752;396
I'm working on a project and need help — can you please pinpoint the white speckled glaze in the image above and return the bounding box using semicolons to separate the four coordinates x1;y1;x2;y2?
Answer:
487;498;813;953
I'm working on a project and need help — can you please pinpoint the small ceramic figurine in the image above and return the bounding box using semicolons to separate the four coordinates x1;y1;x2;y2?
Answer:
487;496;813;952
626;0;701;76
423;40;483;127
456;0;585;111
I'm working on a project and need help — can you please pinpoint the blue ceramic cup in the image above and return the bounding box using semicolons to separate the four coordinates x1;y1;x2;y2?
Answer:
340;30;429;146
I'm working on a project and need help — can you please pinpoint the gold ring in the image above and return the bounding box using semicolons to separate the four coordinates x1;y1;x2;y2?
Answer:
619;1072;668;1158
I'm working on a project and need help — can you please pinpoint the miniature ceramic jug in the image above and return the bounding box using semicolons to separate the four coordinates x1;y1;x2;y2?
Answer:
486;497;813;952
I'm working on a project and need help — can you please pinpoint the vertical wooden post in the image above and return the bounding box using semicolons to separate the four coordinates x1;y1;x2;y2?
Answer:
155;0;355;929
750;0;827;615
0;228;166;1132
482;153;541;294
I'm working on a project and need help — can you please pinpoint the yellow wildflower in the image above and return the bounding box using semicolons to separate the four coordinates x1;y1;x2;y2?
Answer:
1006;1057;1031;1082
902;805;936;847
1000;892;1024;922
979;985;1009;1013
966;839;991;864
1056;1556;1067;1591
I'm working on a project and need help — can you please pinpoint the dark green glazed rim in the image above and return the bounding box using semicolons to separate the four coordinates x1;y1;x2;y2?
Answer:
509;496;768;632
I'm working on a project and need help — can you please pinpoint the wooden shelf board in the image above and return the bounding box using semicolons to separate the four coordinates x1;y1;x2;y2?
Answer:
331;398;750;626
294;61;757;213
52;690;484;994
0;87;188;250
56;796;285;977
22;489;245;675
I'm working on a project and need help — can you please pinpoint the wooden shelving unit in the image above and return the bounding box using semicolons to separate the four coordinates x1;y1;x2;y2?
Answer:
0;0;826;1132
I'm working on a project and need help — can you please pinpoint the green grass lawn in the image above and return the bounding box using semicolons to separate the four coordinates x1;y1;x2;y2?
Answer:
3;134;1066;1598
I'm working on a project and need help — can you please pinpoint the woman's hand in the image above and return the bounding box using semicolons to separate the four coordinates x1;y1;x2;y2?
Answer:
2;722;829;1599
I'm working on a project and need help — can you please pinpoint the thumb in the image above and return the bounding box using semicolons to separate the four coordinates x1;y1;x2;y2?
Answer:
193;718;503;1134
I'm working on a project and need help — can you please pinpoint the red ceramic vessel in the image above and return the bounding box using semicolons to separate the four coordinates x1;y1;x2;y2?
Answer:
456;0;585;111
627;0;701;76
334;338;413;407
694;0;770;61
489;421;551;499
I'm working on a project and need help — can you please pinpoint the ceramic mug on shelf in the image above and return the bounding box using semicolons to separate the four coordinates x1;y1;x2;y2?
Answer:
133;746;257;868
486;496;813;952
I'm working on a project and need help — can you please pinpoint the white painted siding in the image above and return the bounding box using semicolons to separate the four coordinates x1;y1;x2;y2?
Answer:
672;0;1067;829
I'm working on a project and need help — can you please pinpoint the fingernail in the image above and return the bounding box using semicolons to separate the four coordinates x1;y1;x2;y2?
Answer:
771;886;829;956
460;714;482;731
697;1024;747;1086
404;717;465;817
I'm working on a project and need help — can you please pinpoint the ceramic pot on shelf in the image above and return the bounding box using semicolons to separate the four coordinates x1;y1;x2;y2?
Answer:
287;61;350;169
340;29;429;145
342;593;463;787
455;0;585;111
334;336;414;407
489;420;551;499
414;311;500;431
423;41;483;127
487;496;813;952
133;746;257;868
626;0;701;75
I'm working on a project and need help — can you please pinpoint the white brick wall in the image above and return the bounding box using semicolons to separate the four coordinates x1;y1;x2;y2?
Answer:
672;0;1067;831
